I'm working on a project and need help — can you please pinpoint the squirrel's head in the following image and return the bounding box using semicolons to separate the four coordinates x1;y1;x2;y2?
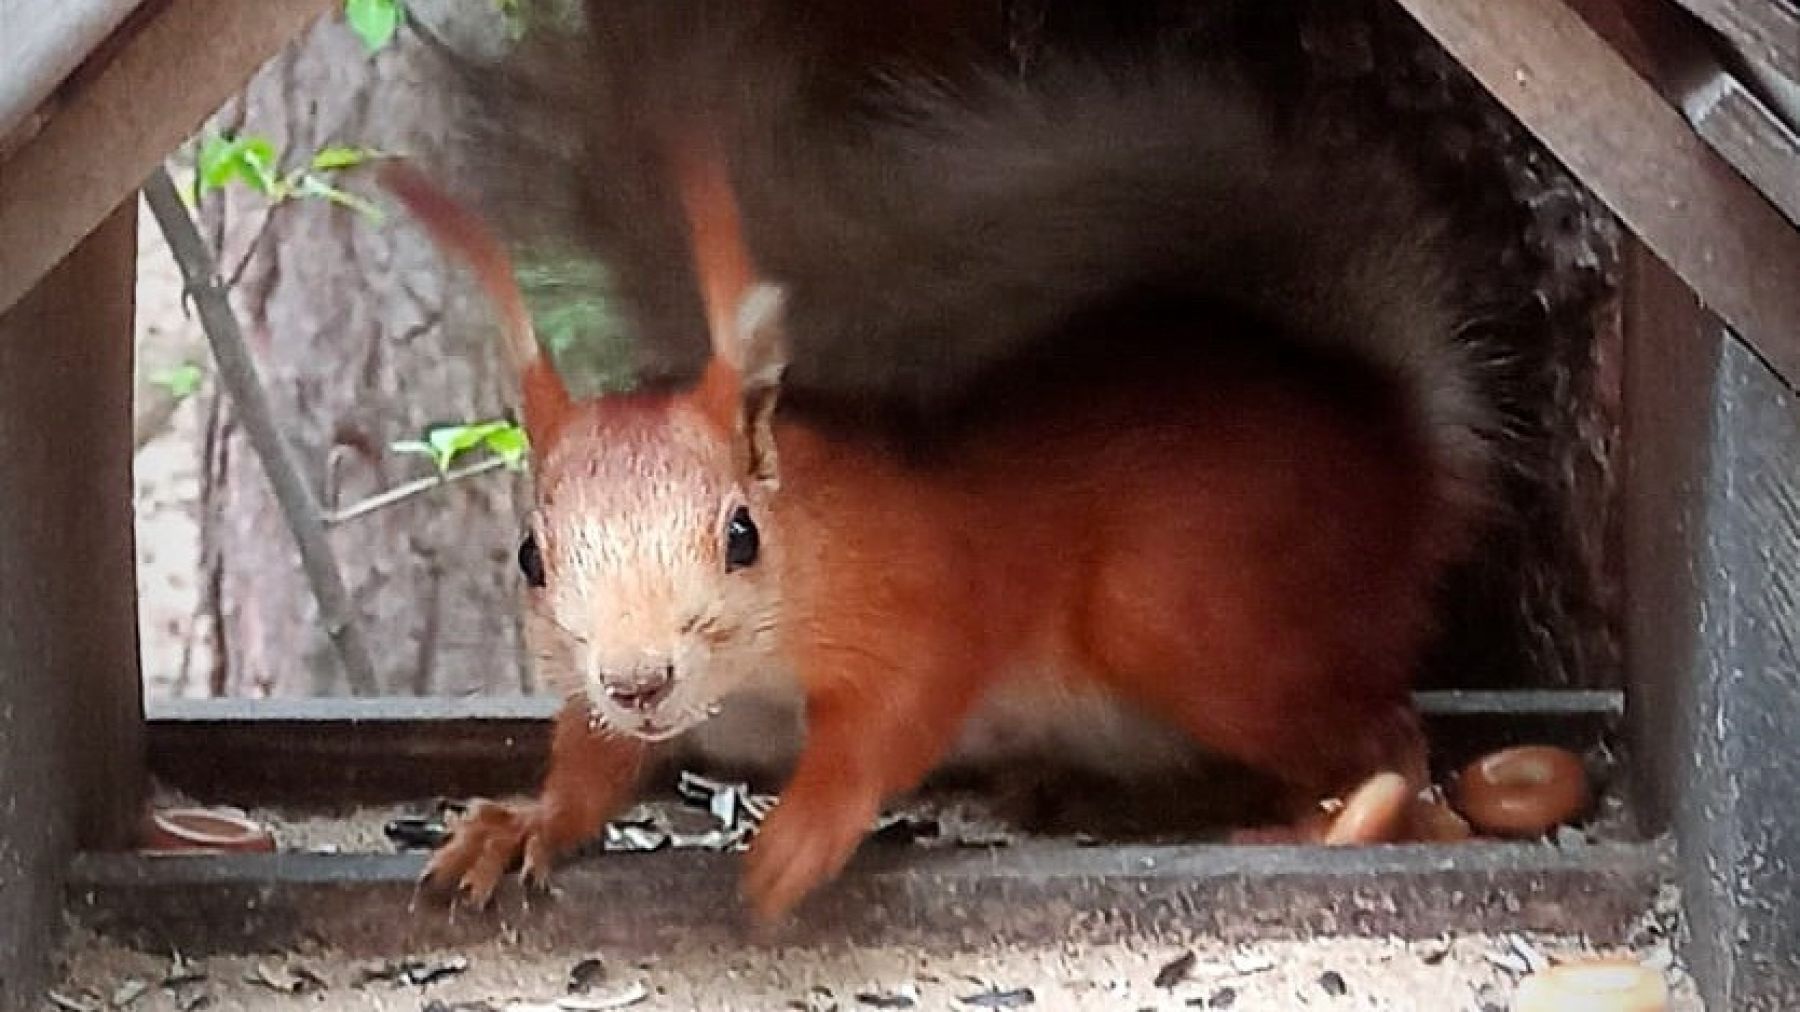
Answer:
380;148;788;740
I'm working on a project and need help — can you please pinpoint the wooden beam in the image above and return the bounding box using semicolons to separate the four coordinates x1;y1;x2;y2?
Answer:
0;198;143;1008
1667;0;1800;86
1570;0;1800;228
1389;0;1800;391
68;842;1672;956
1681;72;1800;227
0;0;147;143
0;0;335;314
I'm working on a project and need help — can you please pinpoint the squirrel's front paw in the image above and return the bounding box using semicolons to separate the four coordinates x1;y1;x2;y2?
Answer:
420;799;559;908
740;789;878;926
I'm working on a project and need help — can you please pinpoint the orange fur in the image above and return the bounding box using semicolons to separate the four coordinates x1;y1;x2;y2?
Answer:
384;154;1452;925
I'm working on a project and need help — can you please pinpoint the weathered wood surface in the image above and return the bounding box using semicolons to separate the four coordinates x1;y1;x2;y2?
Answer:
1673;328;1800;1010
67;840;1672;957
1390;0;1800;391
1667;0;1800;88
1681;72;1800;228
0;0;334;314
0;0;145;143
1572;0;1800;227
0;201;143;1012
1622;239;1800;1011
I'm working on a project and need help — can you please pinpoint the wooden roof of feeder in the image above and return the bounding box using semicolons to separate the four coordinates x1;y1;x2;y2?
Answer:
0;0;1795;388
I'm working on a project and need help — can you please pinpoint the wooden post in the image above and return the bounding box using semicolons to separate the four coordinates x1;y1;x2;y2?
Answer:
0;199;145;1008
1622;239;1800;1010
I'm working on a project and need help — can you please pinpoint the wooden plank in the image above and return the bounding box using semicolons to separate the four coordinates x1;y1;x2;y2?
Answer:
0;0;334;314
0;0;146;142
67;840;1673;956
0;199;142;1010
1673;325;1800;1010
144;691;1625;805
1571;0;1800;228
1619;232;1800;1010
1668;0;1800;85
1682;71;1800;227
1388;0;1800;391
1619;241;1713;838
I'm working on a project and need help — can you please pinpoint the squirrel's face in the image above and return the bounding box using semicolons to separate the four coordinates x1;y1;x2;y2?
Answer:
521;398;781;740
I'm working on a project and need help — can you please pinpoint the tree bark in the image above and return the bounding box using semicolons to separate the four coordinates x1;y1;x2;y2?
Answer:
198;2;532;697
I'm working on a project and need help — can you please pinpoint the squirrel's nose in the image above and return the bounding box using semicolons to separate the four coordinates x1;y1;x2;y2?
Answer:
603;663;675;711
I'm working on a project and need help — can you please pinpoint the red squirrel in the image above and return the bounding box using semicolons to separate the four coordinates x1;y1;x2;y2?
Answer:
381;149;1485;925
379;8;1494;925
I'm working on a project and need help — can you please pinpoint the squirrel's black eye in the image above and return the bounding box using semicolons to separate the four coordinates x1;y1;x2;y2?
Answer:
725;505;760;572
518;532;546;588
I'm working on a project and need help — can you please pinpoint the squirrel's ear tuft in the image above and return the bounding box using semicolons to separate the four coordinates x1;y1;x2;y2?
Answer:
376;158;571;450
672;139;786;486
692;284;788;488
737;284;789;488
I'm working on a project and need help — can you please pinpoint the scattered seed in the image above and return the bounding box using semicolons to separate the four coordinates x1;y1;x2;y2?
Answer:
1155;950;1197;989
1484;948;1532;975
871;814;940;845
384;815;451;850
604;824;670;852
354;956;468;989
567;957;609;993
162;952;206;987
1228;952;1275;975
556;981;649;1010
1318;970;1348;997
109;979;150;1008
1196;985;1237;1009
46;991;99;1012
1415;936;1453;966
710;784;741;826
958;986;1035;1008
787;985;838;1012
1506;934;1550;973
248;962;326;995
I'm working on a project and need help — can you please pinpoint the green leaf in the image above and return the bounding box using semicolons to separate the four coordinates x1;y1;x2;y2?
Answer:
149;363;205;400
310;145;381;172
480;424;530;468
195;134;281;197
413;420;509;472
345;0;402;52
236;138;280;193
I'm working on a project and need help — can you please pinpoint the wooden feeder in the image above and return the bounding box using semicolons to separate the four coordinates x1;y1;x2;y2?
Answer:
1;1;1795;1009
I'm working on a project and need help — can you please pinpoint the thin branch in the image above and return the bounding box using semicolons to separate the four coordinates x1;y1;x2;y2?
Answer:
324;456;511;527
143;165;382;698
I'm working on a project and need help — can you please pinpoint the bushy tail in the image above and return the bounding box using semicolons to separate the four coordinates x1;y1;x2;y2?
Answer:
444;1;1493;535
746;61;1490;510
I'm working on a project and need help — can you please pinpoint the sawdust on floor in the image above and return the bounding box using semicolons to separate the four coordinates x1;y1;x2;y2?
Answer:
49;922;1702;1012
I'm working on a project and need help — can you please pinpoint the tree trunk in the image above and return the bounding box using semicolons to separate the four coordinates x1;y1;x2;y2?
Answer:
198;3;532;697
